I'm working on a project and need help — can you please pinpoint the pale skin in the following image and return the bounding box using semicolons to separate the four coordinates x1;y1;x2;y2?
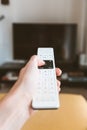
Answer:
0;55;62;130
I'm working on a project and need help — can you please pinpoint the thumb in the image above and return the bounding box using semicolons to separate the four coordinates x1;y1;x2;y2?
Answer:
26;55;45;68
37;57;45;67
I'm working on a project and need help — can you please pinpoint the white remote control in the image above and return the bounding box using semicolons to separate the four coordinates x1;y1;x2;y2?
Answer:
32;48;60;109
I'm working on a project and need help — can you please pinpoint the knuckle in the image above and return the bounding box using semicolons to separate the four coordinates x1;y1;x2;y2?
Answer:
30;55;37;61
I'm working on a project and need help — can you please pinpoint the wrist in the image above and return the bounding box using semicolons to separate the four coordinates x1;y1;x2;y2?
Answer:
0;85;31;130
8;86;31;109
0;93;30;130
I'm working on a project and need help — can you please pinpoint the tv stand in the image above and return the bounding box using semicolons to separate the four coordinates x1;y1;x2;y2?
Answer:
0;61;87;88
0;61;25;86
60;71;87;87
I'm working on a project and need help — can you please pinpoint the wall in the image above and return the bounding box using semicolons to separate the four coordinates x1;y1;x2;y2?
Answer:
0;0;86;64
83;0;87;54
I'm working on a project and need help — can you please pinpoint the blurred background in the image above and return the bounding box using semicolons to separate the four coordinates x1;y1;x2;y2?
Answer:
0;0;87;99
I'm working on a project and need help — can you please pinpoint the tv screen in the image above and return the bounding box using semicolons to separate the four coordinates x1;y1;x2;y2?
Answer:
12;23;77;67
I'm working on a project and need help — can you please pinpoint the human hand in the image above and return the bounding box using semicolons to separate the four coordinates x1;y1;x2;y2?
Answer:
13;55;62;115
1;55;62;130
56;68;62;92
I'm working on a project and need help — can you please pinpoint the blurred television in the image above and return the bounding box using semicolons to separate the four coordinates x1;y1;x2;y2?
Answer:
12;23;77;68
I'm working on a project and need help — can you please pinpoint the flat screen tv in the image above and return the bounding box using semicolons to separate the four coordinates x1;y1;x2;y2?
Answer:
12;23;77;67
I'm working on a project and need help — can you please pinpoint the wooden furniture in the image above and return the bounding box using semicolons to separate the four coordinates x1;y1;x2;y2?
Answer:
0;93;87;130
22;94;87;130
0;63;87;87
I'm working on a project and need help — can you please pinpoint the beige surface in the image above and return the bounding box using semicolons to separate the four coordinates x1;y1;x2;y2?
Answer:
0;93;87;130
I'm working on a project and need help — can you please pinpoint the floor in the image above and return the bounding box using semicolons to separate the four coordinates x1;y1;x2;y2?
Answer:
0;83;87;101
